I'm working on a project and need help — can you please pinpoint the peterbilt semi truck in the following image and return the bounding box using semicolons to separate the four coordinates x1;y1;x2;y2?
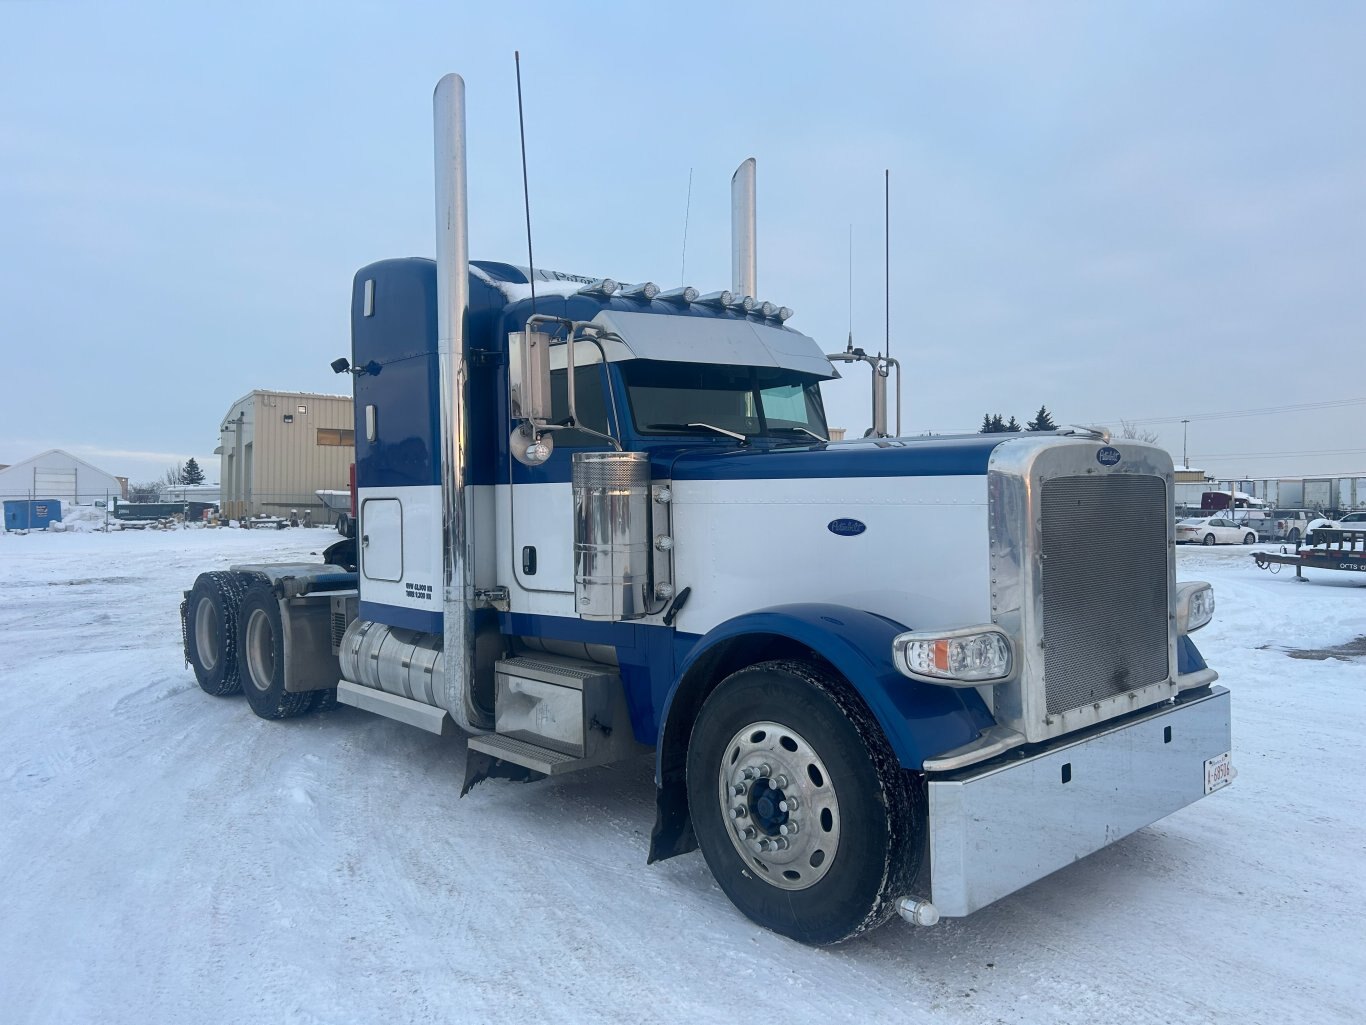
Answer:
181;73;1232;945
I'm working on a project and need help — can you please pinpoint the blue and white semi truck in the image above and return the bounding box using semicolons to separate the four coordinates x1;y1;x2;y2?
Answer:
182;74;1232;945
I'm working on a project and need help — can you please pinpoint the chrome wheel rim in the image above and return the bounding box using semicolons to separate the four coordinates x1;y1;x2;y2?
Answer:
244;608;275;692
194;600;219;671
717;720;840;891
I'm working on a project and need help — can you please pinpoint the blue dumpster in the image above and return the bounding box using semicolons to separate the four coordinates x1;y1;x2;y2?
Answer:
3;499;63;530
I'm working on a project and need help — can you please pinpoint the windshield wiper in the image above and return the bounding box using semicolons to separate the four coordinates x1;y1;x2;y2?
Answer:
767;425;828;442
644;422;749;443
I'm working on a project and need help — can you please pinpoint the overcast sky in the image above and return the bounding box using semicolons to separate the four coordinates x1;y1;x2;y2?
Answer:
2;1;1363;485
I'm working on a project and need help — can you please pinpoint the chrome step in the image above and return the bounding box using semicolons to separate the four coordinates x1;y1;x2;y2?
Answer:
466;733;601;775
336;680;451;735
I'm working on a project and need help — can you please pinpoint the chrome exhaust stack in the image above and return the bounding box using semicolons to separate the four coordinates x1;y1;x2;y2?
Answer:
432;73;487;732
731;157;757;300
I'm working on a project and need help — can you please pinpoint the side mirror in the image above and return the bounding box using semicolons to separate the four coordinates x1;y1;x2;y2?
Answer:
508;330;552;424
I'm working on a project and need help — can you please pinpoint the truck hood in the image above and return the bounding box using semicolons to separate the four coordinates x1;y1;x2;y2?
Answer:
665;434;1011;482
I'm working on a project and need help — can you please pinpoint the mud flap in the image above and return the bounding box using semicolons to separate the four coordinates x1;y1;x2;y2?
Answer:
460;748;547;797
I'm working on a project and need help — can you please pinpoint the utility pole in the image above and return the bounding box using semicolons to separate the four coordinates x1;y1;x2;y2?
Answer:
1181;419;1190;469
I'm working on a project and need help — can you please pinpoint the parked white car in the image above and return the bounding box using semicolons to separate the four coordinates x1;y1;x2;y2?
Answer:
1176;516;1259;546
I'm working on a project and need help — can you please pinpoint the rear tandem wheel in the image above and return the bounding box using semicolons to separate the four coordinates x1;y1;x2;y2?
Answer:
183;571;254;696
235;581;320;720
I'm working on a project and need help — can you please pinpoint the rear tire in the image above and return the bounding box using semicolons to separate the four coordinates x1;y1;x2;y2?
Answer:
236;582;316;720
184;571;250;696
1289;528;1301;543
686;659;921;945
1203;533;1216;546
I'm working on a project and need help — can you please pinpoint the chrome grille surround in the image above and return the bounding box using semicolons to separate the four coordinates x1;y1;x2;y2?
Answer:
987;439;1177;744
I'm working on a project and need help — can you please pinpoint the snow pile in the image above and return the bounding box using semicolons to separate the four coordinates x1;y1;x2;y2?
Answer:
44;503;109;532
0;532;1362;1024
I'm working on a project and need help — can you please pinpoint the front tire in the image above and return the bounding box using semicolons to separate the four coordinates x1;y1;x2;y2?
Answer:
236;582;316;720
1203;533;1216;546
686;659;920;945
1243;533;1256;545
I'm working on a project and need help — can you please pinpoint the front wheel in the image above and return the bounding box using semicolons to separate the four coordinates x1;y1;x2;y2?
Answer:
1288;528;1301;543
1244;533;1256;545
1203;533;1216;546
686;659;921;945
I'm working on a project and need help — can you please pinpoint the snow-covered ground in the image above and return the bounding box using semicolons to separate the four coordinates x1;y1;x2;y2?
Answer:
1;528;1363;1025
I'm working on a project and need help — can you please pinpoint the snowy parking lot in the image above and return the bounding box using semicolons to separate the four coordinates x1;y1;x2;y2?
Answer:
1;527;1363;1025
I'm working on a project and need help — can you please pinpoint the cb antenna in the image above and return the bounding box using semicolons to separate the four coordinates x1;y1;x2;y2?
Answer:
846;224;854;353
884;168;890;362
681;167;693;284
515;51;537;314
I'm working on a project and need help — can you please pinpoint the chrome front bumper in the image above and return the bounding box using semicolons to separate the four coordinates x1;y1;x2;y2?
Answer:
926;686;1232;918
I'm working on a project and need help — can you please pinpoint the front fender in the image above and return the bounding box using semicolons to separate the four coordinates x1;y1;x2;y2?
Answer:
664;603;995;772
647;604;996;863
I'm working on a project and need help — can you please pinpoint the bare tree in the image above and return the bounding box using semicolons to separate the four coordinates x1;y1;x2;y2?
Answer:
160;461;186;490
1119;420;1161;444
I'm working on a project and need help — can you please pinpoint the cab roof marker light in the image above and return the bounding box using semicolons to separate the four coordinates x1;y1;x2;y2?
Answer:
658;286;699;305
725;294;756;312
776;306;795;322
694;290;734;308
753;300;778;318
577;278;619;297
621;281;660;300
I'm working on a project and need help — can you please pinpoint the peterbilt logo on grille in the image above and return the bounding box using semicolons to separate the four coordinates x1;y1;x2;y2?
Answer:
827;518;867;537
1096;446;1122;466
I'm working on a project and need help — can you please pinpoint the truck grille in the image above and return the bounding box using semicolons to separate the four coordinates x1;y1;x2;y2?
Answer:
1039;474;1170;716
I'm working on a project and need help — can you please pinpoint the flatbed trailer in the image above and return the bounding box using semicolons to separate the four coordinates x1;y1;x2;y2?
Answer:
1253;529;1366;579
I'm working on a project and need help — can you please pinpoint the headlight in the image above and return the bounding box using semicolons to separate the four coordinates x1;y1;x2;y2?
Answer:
892;627;1013;685
1175;581;1215;633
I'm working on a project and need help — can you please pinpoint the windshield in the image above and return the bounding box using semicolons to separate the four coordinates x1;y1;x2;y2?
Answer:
619;361;828;440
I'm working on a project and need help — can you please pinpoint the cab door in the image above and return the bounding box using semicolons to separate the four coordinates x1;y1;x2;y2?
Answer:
509;341;618;597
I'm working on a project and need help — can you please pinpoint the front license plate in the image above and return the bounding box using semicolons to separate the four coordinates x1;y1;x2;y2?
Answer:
1204;752;1233;794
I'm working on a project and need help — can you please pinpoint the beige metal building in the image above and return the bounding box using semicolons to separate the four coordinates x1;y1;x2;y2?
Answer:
216;390;354;520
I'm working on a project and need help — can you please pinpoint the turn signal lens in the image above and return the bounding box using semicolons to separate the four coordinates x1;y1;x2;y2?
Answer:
893;629;1012;684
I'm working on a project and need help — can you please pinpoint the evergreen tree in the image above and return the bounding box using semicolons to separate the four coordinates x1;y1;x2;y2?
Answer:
1026;405;1057;432
1005;416;1022;432
181;457;206;486
979;413;994;433
989;414;1006;432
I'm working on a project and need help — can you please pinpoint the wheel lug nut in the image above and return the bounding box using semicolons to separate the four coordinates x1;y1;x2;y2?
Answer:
759;764;772;778
771;837;789;850
729;806;748;819
757;838;773;852
780;822;799;836
742;767;758;781
773;774;789;789
781;797;799;812
731;783;748;796
739;826;757;840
